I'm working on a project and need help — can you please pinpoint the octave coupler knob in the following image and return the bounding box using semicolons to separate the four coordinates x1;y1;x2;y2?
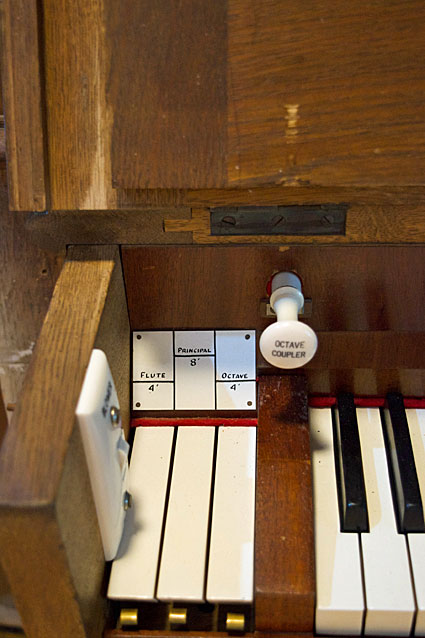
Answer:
259;272;317;369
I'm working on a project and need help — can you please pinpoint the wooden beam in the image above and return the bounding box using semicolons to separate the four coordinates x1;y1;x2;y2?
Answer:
255;375;314;632
0;0;47;210
0;245;129;637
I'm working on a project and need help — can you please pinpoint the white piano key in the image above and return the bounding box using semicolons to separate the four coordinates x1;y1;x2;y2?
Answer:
206;427;256;603
215;330;256;382
309;408;365;635
133;331;173;382
157;427;215;602
406;408;425;636
174;356;215;410
215;380;256;410
357;408;415;636
132;381;174;410
107;427;174;601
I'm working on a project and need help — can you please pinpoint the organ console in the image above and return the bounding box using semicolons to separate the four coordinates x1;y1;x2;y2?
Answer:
1;2;425;637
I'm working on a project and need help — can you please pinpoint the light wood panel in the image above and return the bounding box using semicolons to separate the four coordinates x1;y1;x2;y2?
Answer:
0;245;130;638
0;0;47;210
43;0;115;210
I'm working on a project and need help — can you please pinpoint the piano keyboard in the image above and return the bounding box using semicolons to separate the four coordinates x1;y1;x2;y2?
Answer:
310;394;425;636
108;425;256;611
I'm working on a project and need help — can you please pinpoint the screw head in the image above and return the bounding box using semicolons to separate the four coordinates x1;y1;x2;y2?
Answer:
123;491;132;510
110;406;121;427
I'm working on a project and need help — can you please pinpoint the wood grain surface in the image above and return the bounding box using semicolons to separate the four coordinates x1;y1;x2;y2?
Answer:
0;383;6;446
164;204;425;245
24;203;425;249
0;245;129;638
107;0;227;189
37;0;425;208
255;375;314;631
43;0;115;210
226;0;425;188
0;164;63;423
121;245;425;334
0;0;47;210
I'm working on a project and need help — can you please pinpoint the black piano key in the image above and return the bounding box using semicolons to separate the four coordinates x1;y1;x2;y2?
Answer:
381;392;425;533
333;393;369;532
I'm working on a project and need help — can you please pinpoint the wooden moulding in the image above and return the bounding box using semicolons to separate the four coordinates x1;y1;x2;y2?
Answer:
0;0;47;211
255;375;314;632
0;246;130;638
24;202;425;249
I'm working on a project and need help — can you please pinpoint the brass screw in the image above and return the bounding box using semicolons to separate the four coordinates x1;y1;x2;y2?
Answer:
110;405;120;427
123;491;132;510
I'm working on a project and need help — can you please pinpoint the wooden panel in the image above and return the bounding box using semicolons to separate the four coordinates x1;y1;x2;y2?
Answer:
227;1;425;188
43;1;425;208
25;208;192;252
307;369;425;398
43;0;116;210
0;245;130;638
164;205;425;245
0;0;47;210
0;166;63;422
114;184;425;210
255;375;314;632
122;246;425;334
0;383;6;445
24;204;425;249
107;0;227;189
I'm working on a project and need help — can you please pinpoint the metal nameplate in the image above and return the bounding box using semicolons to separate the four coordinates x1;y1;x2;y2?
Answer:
210;204;348;236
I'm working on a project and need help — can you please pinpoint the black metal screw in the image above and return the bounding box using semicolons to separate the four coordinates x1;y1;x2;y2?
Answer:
221;216;237;226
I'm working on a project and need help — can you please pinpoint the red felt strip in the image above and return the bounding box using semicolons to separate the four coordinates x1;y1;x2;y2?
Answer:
309;396;425;409
131;417;258;428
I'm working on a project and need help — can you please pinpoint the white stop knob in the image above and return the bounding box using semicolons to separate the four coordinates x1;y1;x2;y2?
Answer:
259;273;317;369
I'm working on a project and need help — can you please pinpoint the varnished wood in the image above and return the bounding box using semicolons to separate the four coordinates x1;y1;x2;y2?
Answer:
25;208;192;252
226;1;425;189
43;0;116;210
25;204;425;250
0;168;64;417
122;245;425;333
114;185;425;210
255;375;314;632
0;0;47;210
307;369;425;398
0;383;6;445
0;245;130;638
38;1;425;209
107;0;227;189
164;205;425;244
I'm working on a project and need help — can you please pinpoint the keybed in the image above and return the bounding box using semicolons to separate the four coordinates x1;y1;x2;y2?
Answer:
312;397;425;636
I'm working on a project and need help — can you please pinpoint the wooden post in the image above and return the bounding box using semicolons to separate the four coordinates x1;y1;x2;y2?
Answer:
0;246;129;637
